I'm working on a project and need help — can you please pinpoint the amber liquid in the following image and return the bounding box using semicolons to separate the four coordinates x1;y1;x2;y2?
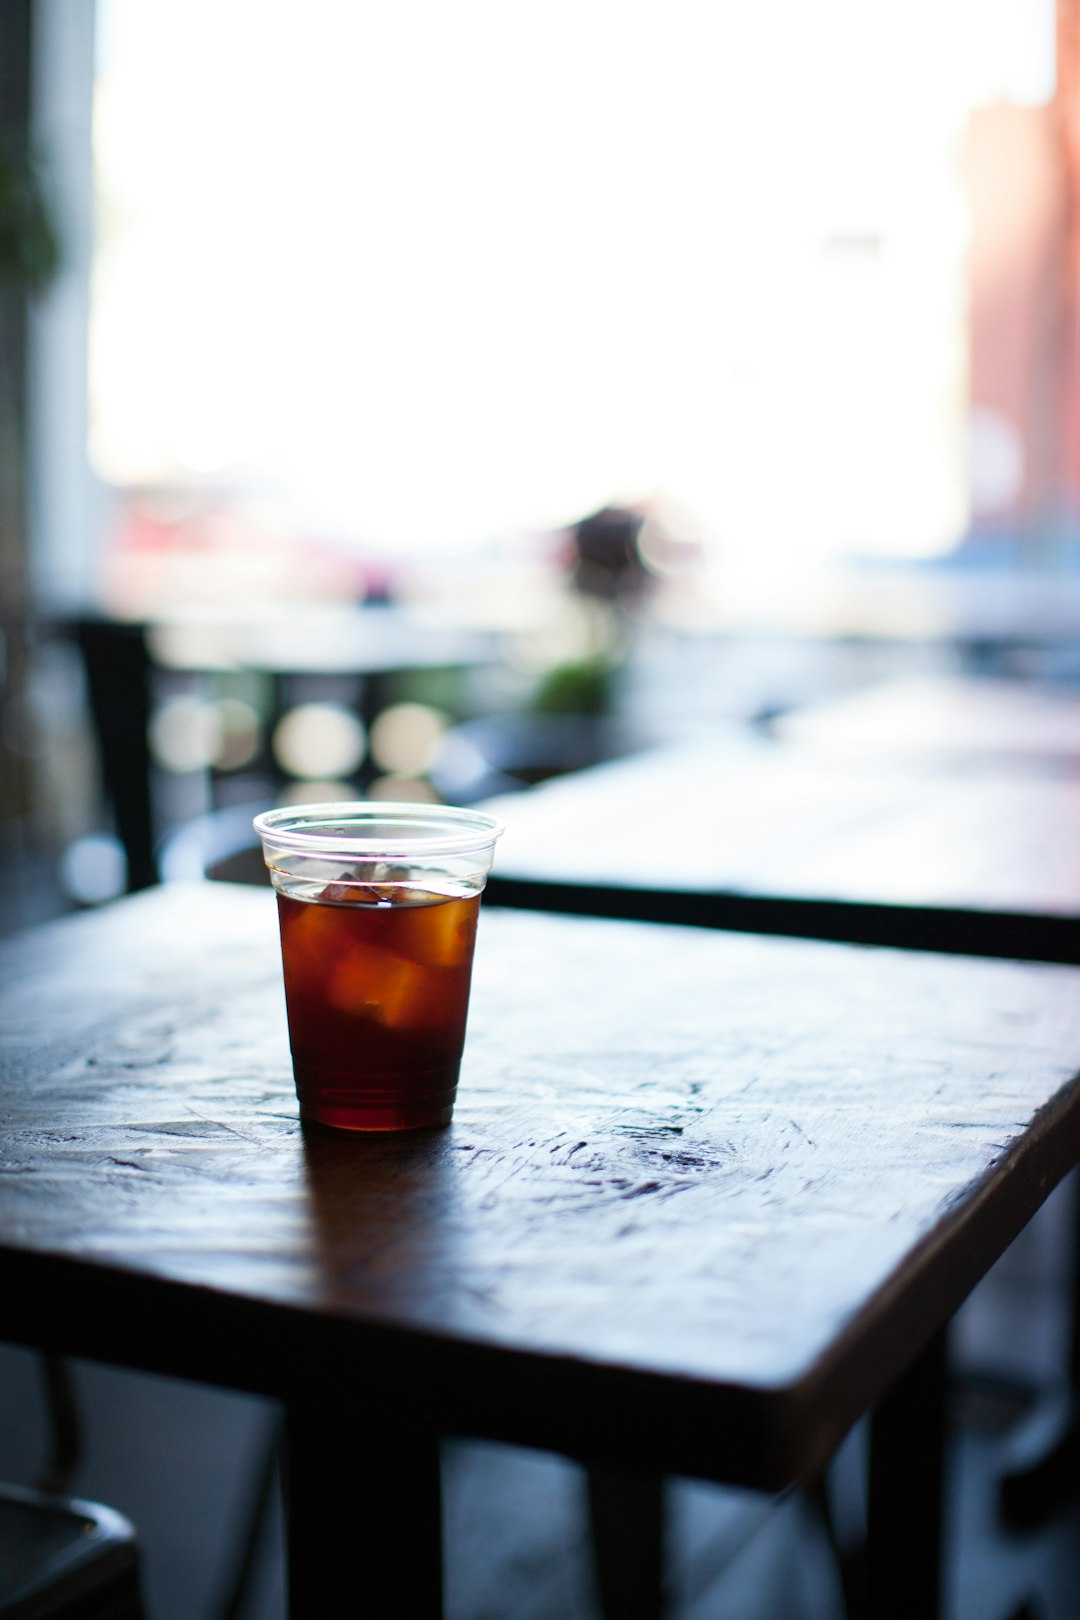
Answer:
277;884;481;1131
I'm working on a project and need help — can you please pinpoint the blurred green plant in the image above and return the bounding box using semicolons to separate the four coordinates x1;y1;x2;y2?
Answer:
530;656;617;716
0;133;60;291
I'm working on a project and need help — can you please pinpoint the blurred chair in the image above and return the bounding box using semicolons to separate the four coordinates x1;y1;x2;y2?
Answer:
74;619;158;893
0;1484;145;1620
2;1357;146;1619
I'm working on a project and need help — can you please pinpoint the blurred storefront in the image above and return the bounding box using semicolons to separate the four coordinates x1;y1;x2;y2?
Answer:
3;0;1080;923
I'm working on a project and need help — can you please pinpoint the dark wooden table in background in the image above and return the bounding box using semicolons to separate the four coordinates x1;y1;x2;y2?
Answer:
3;884;1080;1618
481;731;1080;964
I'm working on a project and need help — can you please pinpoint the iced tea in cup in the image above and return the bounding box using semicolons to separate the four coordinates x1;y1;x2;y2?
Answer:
254;802;503;1132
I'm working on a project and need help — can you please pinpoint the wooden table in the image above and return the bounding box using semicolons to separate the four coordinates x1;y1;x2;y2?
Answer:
481;733;1080;965
4;885;1080;1616
482;721;1080;1541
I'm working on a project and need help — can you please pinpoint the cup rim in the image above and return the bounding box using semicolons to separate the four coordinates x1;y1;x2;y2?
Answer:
253;800;504;859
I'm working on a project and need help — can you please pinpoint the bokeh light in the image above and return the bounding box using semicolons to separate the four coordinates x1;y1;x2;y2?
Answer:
149;695;222;773
214;697;262;771
59;833;127;904
272;703;366;780
368;703;449;776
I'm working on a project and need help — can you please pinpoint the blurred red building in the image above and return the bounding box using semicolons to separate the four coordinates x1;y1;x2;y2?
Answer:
968;1;1080;540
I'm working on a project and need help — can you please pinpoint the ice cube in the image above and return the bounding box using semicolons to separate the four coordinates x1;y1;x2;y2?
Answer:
326;946;435;1029
281;899;348;988
394;894;476;969
319;881;395;906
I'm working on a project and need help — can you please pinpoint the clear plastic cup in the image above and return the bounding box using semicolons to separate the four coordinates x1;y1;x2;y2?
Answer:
254;802;503;1132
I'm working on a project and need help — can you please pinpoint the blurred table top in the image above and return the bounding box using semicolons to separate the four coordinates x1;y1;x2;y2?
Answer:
141;602;502;676
482;727;1080;962
3;882;1080;1493
687;564;1080;647
771;674;1080;769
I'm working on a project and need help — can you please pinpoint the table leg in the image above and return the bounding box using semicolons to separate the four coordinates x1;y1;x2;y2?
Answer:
284;1401;443;1620
999;1168;1080;1529
587;1465;666;1620
865;1326;949;1620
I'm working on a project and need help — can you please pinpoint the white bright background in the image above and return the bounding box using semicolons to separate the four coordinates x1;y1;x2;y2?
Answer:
90;0;1055;584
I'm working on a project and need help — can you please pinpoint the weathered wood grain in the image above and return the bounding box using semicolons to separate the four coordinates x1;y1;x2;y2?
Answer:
2;883;1080;1491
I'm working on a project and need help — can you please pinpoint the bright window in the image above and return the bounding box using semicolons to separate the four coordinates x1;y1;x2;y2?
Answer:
86;0;1062;609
